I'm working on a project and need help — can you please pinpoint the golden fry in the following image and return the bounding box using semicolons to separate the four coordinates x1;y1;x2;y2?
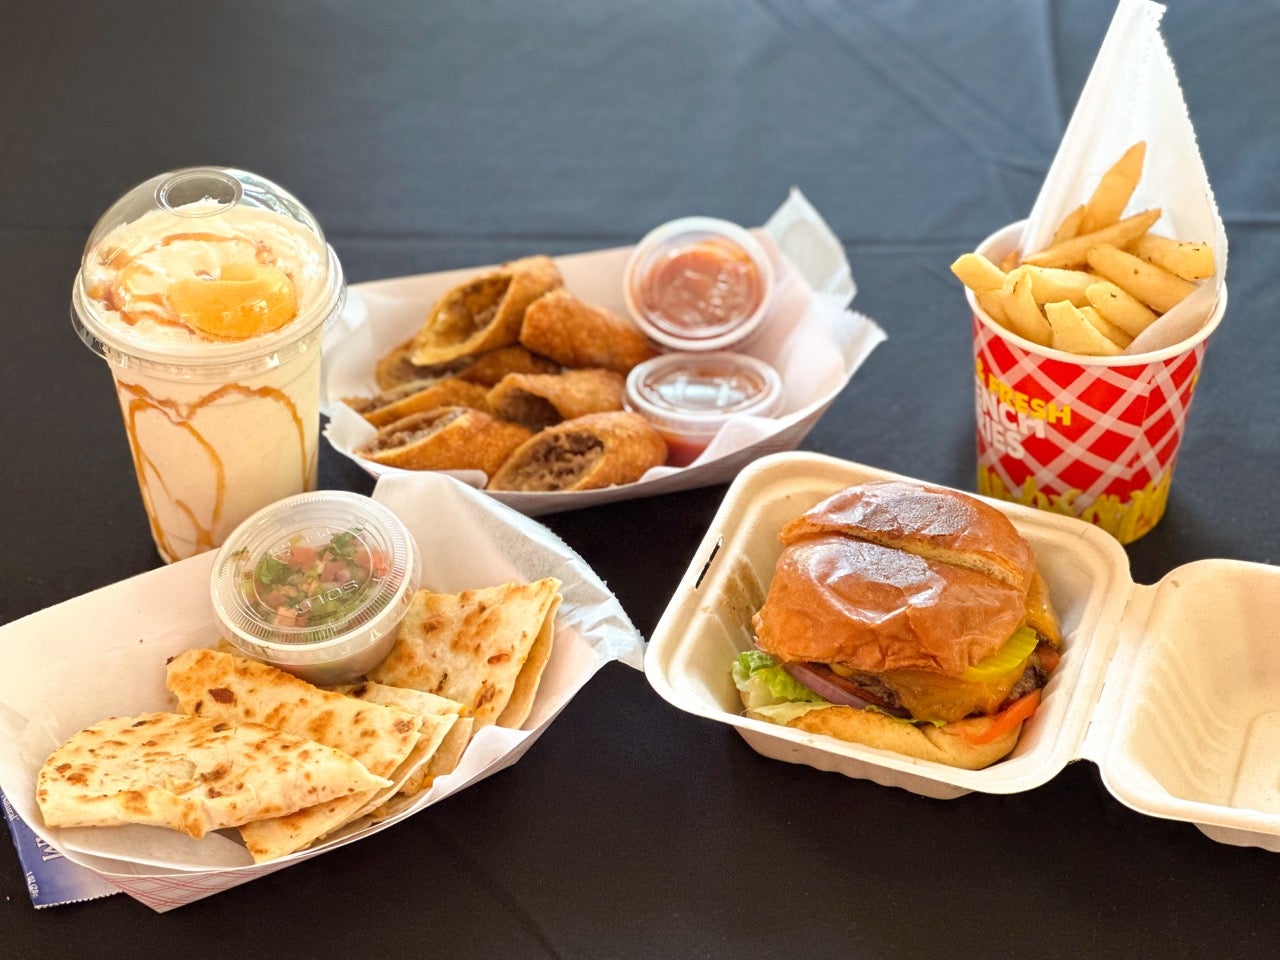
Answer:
998;271;1052;347
1127;233;1216;282
1079;305;1133;349
976;289;1010;327
1078;141;1146;235
949;252;1006;294
1022;208;1161;269
1044;300;1122;357
1085;243;1198;314
952;142;1216;360
1051;205;1086;246
1017;264;1098;308
1085;280;1159;338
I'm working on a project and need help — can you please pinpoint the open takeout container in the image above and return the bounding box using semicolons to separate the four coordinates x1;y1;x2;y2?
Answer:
645;451;1280;851
321;190;885;516
0;472;645;912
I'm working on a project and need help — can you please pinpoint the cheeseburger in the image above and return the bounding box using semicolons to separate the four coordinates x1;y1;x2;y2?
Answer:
733;480;1062;770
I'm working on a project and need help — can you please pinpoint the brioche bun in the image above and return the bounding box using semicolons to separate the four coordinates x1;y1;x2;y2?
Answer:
739;480;1061;770
763;703;1022;771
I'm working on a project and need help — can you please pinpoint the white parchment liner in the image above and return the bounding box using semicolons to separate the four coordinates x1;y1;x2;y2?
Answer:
0;471;645;910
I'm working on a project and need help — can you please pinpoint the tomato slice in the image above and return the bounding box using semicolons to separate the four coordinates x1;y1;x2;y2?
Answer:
959;690;1041;746
287;544;317;568
1036;644;1062;676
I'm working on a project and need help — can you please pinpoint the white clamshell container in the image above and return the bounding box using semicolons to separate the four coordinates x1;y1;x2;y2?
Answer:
644;452;1280;851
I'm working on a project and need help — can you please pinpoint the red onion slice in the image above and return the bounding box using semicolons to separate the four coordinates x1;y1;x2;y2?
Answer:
782;662;910;718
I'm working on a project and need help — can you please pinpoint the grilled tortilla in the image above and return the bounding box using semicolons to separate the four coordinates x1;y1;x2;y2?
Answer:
36;712;388;839
369;578;562;731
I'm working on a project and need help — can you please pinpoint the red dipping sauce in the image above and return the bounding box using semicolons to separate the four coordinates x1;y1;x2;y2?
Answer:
624;351;783;467
624;217;774;351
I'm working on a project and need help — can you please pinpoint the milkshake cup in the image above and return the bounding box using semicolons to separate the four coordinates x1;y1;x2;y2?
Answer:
71;168;346;563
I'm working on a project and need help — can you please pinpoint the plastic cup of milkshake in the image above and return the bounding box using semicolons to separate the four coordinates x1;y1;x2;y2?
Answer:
71;167;346;563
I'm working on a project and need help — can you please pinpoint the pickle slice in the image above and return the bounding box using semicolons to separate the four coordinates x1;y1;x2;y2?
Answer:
961;625;1039;683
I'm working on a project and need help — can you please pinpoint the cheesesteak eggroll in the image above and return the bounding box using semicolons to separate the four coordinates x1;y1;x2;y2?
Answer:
410;255;563;367
518;288;657;374
450;344;562;387
376;340;561;392
358;406;532;475
375;339;460;390
488;368;626;431
343;377;491;428
487;411;667;492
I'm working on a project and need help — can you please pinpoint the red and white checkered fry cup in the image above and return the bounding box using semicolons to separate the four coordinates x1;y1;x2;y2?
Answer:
969;222;1226;544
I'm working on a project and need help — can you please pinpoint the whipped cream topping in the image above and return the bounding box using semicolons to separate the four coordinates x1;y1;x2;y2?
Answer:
81;200;331;346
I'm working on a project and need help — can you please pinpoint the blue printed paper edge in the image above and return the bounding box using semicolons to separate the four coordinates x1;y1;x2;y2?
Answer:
2;790;119;908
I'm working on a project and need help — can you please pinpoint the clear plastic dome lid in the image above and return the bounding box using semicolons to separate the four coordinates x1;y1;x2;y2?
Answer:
625;351;784;438
71;167;345;372
210;491;420;657
623;217;775;352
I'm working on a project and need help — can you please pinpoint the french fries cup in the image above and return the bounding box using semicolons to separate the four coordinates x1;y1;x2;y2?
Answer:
968;222;1225;544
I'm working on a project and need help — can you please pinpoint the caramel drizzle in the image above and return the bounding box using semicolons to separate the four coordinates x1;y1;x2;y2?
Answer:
96;232;292;330
117;380;312;561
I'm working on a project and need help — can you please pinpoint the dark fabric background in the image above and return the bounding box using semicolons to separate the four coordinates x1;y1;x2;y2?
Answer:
3;2;1278;957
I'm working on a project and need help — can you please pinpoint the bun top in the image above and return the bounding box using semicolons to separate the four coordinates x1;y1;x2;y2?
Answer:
778;481;1035;593
754;481;1039;676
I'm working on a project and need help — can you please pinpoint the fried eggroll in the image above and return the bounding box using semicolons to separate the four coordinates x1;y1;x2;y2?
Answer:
376;340;561;392
358;406;532;476
343;377;491;428
410;255;562;367
487;411;667;492
487;368;625;431
518;289;657;374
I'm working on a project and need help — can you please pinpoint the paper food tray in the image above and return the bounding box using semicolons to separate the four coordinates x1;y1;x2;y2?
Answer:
321;189;885;516
0;471;645;911
644;452;1280;851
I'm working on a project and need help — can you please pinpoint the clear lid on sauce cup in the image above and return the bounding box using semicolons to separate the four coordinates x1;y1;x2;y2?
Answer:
71;166;346;377
210;491;420;684
625;351;784;464
623;216;775;352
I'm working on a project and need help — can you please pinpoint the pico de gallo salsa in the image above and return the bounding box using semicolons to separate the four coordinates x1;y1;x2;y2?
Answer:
238;529;390;630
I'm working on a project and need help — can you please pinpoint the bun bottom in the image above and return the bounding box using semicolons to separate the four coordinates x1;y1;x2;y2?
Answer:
746;702;1022;771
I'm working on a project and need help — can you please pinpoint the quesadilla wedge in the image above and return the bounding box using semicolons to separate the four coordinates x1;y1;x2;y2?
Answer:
37;712;389;839
369;578;562;731
166;648;426;861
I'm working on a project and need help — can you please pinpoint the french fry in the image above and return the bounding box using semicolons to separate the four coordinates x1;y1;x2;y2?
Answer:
1127;233;1216;282
1051;204;1086;246
1044;300;1123;356
1085;280;1159;338
1022;208;1161;269
951;142;1217;362
998;271;1052;347
1085;243;1198;314
976;289;1010;327
1078;141;1146;235
1079;305;1133;349
1017;264;1098;308
949;252;1006;294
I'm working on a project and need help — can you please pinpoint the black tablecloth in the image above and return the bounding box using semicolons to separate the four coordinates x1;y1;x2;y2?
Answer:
4;2;1279;957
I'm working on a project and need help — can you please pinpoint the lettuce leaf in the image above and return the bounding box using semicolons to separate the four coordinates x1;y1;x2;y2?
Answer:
731;651;828;709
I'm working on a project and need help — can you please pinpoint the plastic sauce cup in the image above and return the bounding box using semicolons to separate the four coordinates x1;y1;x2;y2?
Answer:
210;491;421;685
623;216;775;352
625;352;784;466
